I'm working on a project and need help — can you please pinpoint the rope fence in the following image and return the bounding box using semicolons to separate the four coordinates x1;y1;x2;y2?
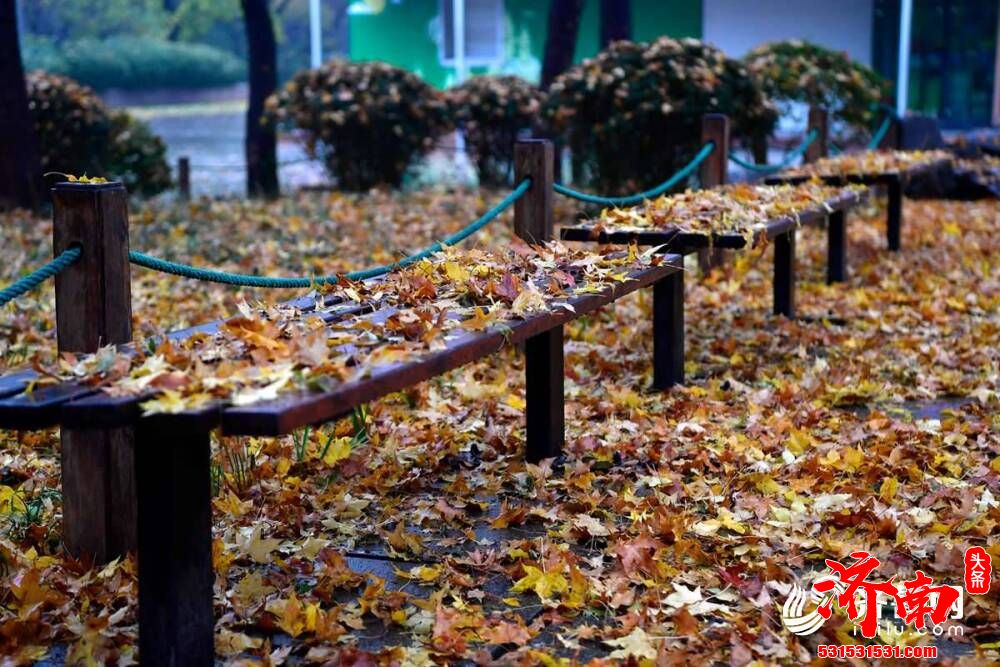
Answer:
867;115;893;150
0;246;82;307
552;141;716;207
813;113;894;158
129;177;532;288
728;129;818;174
2;110;902;306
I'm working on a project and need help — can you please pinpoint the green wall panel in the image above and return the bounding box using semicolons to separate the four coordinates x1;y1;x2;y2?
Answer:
348;0;703;88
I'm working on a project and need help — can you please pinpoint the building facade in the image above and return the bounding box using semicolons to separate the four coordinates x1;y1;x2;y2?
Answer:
347;0;999;128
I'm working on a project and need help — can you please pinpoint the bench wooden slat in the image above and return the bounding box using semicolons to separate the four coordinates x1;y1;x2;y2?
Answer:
53;261;680;433
763;158;950;186
57;303;404;429
222;261;682;436
0;369;39;399
0;383;99;429
561;190;865;250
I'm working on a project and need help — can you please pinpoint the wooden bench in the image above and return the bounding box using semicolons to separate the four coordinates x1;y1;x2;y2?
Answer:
562;185;866;386
560;114;868;386
764;152;951;251
0;141;685;665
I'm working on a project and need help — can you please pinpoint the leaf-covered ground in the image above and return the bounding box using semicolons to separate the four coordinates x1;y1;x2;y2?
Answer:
0;189;997;665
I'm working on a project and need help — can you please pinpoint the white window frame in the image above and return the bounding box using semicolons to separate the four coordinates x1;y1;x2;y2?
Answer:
439;0;505;67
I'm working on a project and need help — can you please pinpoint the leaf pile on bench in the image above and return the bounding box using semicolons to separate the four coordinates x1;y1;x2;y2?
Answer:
779;149;952;178
44;241;669;416
592;182;866;245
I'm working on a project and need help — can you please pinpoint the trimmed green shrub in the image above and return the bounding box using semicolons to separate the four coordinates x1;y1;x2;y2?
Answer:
744;40;889;129
446;75;541;185
22;36;245;90
265;59;453;190
542;38;777;194
26;71;172;196
106;112;173;197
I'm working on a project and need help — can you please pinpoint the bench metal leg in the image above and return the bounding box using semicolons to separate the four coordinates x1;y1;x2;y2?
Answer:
827;210;847;284
773;230;796;318
135;420;215;666
653;271;684;388
524;326;564;462
887;178;902;251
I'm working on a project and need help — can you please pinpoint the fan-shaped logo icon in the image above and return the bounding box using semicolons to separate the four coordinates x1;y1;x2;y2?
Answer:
781;575;849;636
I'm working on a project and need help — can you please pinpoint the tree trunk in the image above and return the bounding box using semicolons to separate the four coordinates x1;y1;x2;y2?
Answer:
540;0;584;90
600;0;631;48
241;0;279;198
0;0;42;211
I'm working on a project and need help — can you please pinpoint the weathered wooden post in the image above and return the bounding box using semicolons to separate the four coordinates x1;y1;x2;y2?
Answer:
700;113;729;189
177;156;191;201
52;181;136;563
805;106;829;164
514;139;563;462
698;113;730;273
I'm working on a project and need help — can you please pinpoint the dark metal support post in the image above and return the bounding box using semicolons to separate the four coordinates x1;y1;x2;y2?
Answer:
773;231;796;318
514;139;563;461
524;326;565;462
52;181;136;563
135;420;215;666
887;178;903;251
827;210;847;283
653;270;684;388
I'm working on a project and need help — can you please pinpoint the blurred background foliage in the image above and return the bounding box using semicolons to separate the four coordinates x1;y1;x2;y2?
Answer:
18;0;344;91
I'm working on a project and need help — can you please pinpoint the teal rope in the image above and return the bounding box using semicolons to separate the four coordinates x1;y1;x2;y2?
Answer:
129;178;532;288
728;129;818;173
866;115;893;150
552;141;716;207
829;142;844;156
0;246;82;307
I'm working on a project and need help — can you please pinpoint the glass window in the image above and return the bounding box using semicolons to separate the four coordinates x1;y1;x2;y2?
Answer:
440;0;505;65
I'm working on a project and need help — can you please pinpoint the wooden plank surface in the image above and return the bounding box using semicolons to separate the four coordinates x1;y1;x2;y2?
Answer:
560;190;865;250
220;261;682;436
0;369;39;399
764;159;950;187
5;260;681;435
0;288;358;429
0;383;98;429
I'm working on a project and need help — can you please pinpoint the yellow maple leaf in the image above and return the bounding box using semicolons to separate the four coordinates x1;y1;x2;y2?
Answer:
237;525;282;564
322;436;353;466
394;564;442;583
880;477;899;503
786;428;812;455
462;306;494;331
443;261;471;282
605;627;659;660
0;485;27;515
512;565;568;602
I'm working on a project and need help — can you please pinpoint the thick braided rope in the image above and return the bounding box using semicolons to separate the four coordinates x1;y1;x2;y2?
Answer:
129;178;532;288
0;246;82;307
552;141;716;207
866;115;893;150
728;129;818;173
